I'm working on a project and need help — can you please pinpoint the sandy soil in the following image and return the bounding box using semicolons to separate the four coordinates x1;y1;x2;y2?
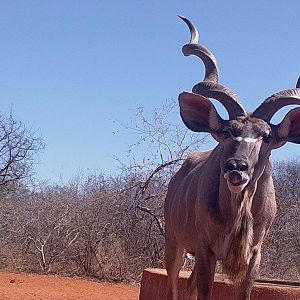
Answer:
0;272;140;300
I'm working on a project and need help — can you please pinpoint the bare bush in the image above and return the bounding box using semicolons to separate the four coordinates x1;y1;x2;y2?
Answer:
261;160;300;280
68;175;114;279
0;111;43;186
8;185;78;273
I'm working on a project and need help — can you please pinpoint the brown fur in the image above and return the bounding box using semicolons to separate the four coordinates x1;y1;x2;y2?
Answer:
224;193;253;284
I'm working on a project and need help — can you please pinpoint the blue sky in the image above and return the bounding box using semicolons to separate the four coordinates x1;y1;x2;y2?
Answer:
0;1;299;183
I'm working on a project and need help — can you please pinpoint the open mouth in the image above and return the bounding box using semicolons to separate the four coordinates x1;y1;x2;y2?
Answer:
224;170;249;190
228;170;244;185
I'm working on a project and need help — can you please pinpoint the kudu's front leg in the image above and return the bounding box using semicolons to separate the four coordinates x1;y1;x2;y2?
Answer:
235;246;262;300
165;234;185;300
191;242;216;300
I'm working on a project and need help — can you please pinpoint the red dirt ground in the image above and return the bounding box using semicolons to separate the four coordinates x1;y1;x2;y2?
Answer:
0;272;140;300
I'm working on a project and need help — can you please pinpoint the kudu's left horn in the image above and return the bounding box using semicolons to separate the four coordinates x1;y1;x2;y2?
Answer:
252;76;300;122
179;15;246;119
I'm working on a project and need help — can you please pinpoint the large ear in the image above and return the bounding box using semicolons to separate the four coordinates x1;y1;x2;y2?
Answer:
276;107;300;144
179;92;223;133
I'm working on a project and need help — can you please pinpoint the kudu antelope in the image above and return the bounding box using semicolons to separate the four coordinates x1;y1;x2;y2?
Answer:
164;16;300;300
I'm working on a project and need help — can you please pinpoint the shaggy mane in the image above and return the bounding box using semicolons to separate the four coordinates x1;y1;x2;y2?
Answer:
223;192;254;284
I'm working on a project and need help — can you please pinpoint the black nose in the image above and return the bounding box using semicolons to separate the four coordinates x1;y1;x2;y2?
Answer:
225;159;248;172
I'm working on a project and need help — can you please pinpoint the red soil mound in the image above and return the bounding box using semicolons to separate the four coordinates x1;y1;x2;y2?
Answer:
139;268;300;300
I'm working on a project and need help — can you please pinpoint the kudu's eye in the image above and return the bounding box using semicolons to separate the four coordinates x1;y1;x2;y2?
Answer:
263;134;272;143
222;130;231;139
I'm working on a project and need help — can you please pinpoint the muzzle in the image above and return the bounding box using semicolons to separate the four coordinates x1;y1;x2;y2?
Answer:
224;159;250;193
